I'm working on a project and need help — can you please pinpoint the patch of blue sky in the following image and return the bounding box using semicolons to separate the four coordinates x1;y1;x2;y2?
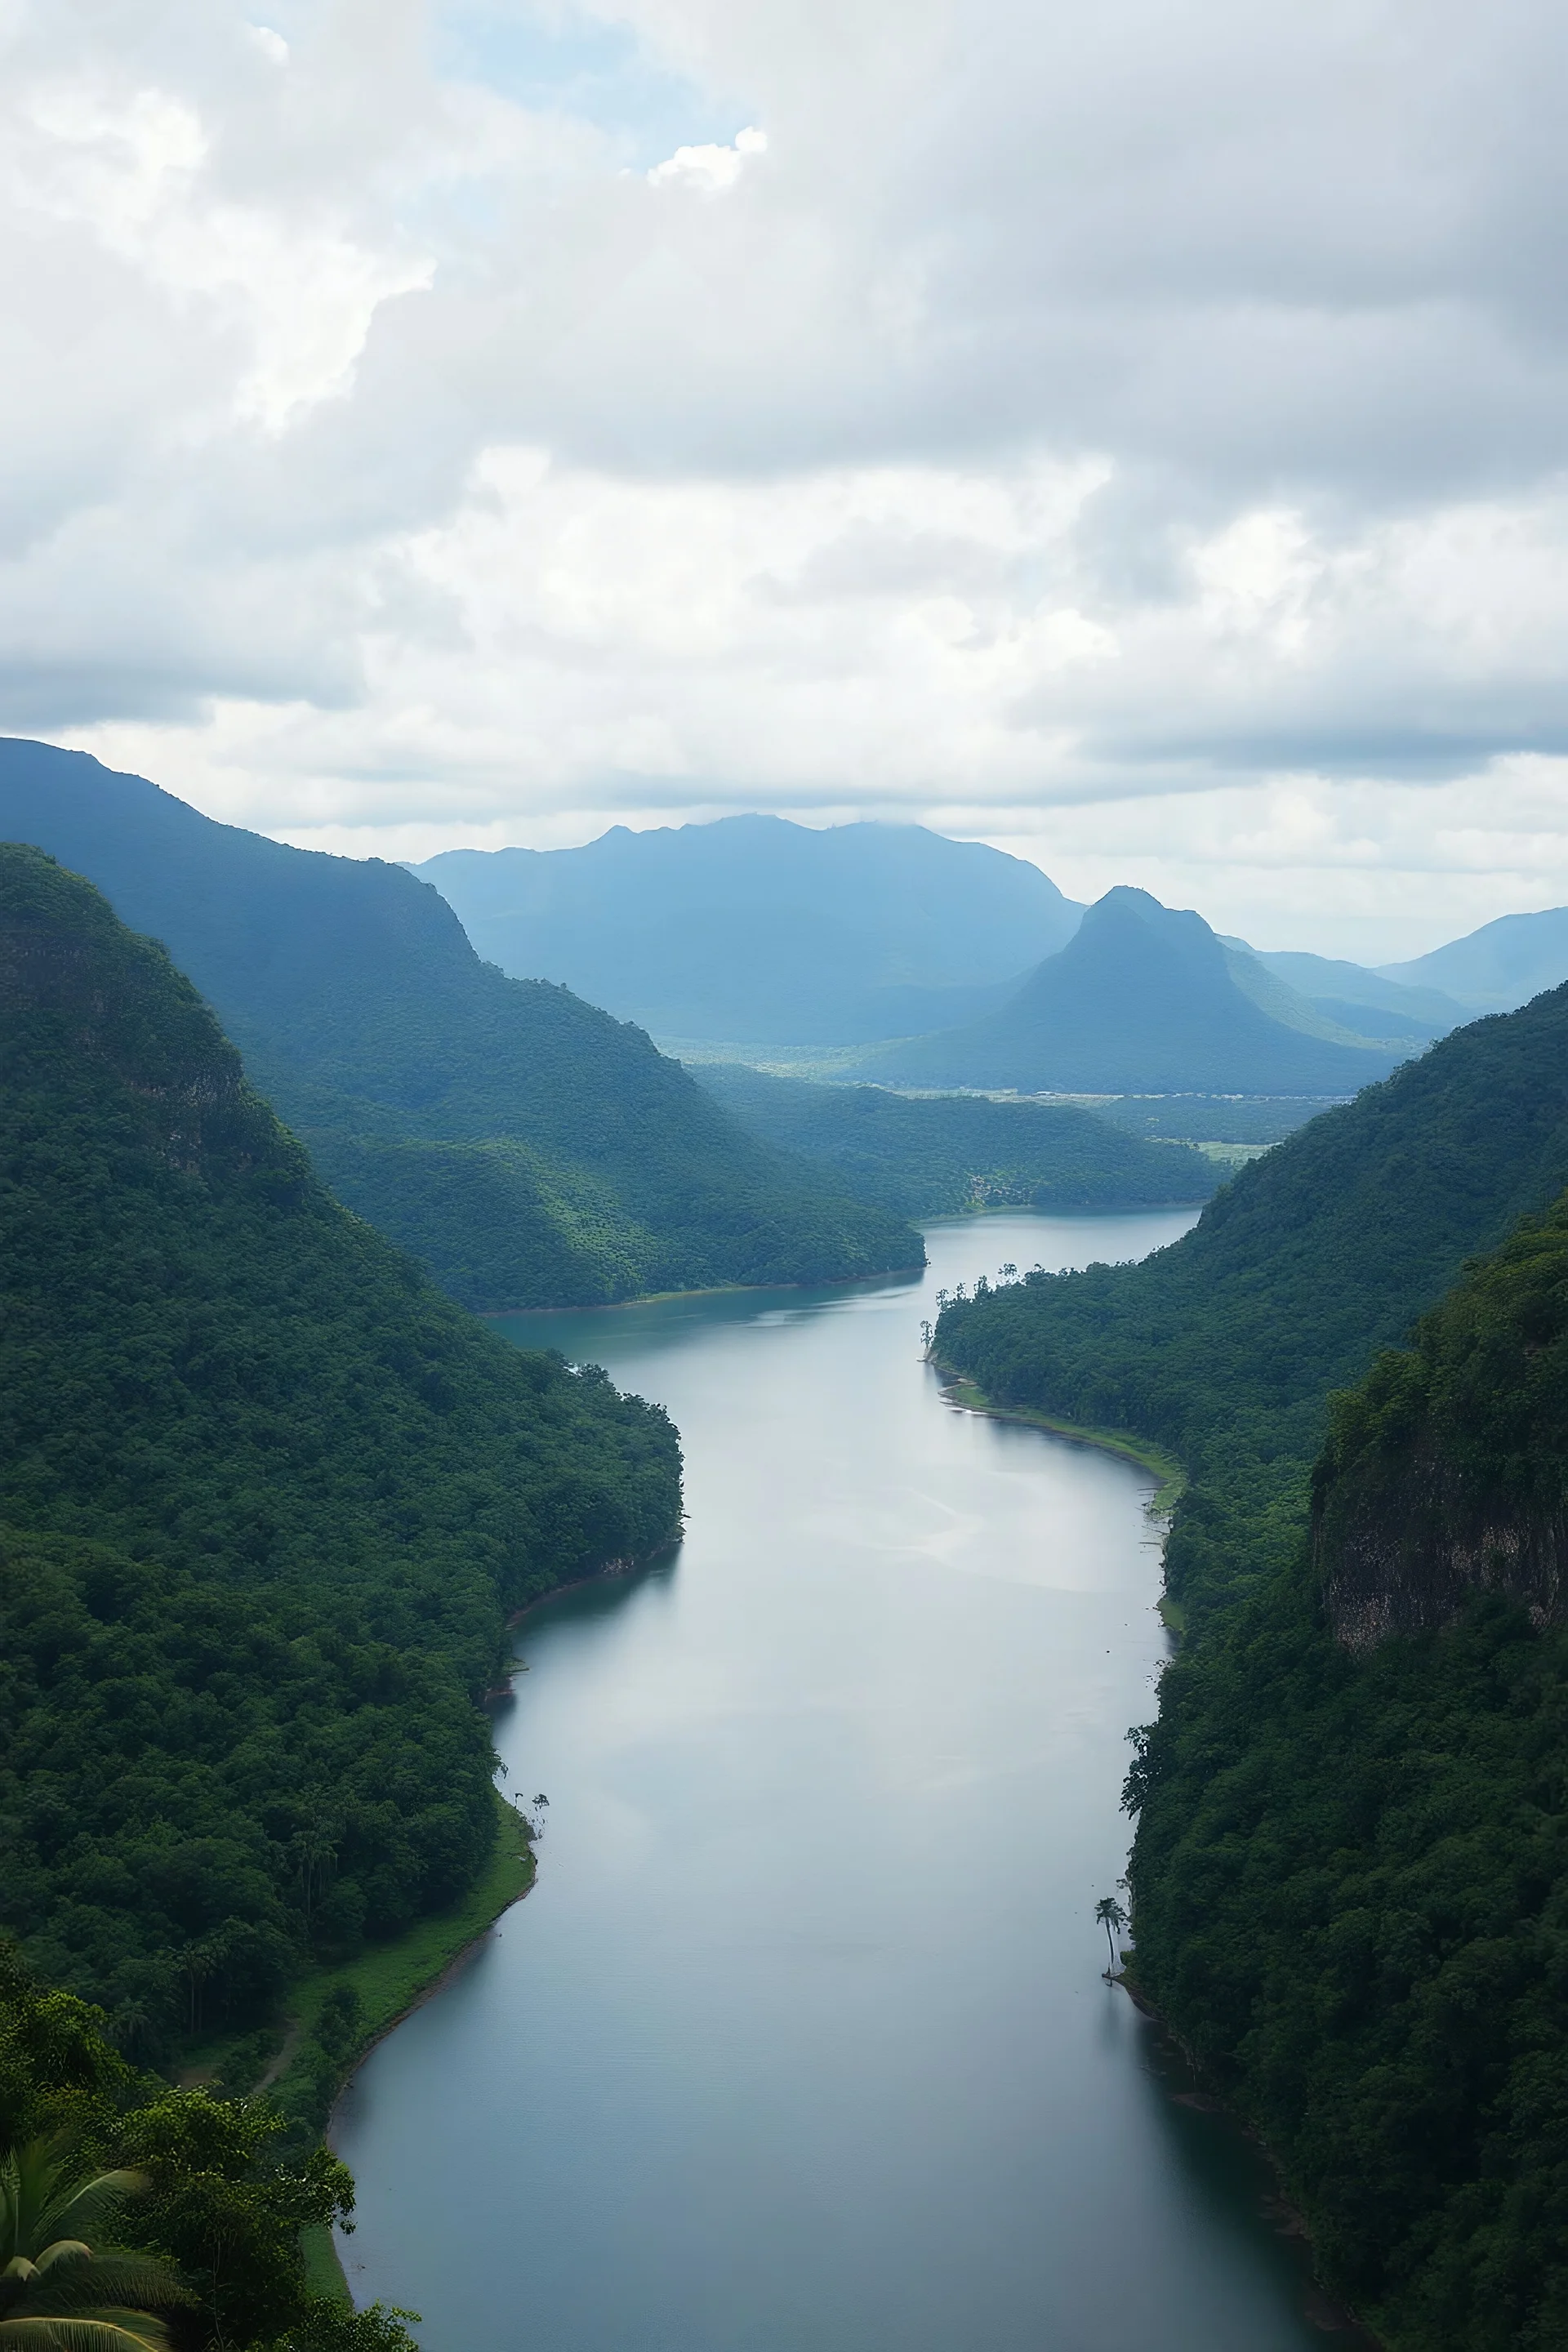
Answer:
430;2;746;166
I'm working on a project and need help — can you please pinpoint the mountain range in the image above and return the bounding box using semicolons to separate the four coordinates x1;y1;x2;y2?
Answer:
418;817;1561;1094
416;817;1083;1046
1380;902;1568;1010
0;740;920;1307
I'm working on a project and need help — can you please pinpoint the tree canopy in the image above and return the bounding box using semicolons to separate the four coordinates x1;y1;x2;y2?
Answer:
0;844;681;2050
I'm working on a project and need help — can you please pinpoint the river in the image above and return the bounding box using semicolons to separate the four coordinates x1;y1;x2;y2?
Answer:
333;1210;1343;2352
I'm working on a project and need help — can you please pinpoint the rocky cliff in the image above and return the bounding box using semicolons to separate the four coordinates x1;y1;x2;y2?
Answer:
1314;1192;1568;1647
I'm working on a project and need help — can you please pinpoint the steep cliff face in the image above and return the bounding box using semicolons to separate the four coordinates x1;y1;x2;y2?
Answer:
1314;1192;1568;1647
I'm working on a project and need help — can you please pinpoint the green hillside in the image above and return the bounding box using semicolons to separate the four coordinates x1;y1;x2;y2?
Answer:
0;844;682;2054
417;815;1082;1046
935;988;1568;2345
934;985;1568;1624
1127;1208;1568;2352
0;740;920;1307
860;886;1401;1095
693;1063;1220;1216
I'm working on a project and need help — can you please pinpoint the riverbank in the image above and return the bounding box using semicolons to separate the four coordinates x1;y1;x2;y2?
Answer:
931;1359;1187;1515
333;1205;1340;2351
485;1261;928;1321
273;1793;537;2297
1116;1965;1383;2348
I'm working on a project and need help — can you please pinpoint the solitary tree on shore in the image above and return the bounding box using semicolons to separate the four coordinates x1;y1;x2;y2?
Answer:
1094;1895;1128;1974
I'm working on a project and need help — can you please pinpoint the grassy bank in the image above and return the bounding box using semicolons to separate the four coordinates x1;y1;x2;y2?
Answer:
934;1362;1188;1516
264;1792;537;2301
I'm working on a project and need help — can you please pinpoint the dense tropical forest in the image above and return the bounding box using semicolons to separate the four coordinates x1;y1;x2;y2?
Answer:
935;986;1568;2346
0;1936;418;2348
693;1062;1220;1216
0;740;920;1307
0;844;682;2064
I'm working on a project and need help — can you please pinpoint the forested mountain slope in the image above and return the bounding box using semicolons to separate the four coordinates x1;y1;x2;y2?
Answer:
694;1063;1219;1217
858;887;1401;1094
0;740;919;1304
1126;1205;1568;2352
1312;1196;1568;1648
935;983;1568;1623
0;844;682;2052
417;815;1082;1046
937;987;1568;2348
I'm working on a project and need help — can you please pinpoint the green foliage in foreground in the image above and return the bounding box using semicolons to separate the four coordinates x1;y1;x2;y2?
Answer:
936;989;1568;2346
0;1940;419;2350
0;846;681;2052
693;1063;1219;1218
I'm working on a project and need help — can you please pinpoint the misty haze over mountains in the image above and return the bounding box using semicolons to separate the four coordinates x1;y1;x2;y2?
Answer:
418;818;1084;1049
2;742;1557;1119
416;813;1567;1095
6;729;1567;1206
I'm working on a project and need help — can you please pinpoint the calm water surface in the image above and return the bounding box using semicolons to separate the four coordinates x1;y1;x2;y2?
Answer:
335;1212;1338;2352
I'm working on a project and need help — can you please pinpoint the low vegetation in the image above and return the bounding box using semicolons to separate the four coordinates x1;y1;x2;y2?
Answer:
694;1062;1219;1217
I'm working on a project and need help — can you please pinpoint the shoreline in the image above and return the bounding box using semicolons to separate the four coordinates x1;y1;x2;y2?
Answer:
936;1359;1376;2336
929;1358;1188;1517
292;1534;685;2296
483;1532;686;1695
1115;1967;1383;2348
265;1524;684;2296
482;1261;929;1320
281;1792;539;2301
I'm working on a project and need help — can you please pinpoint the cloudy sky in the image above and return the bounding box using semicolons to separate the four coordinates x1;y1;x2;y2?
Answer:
8;0;1568;956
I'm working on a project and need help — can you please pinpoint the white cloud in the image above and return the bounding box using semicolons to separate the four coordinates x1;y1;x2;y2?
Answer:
7;0;1568;953
648;122;764;192
16;79;432;431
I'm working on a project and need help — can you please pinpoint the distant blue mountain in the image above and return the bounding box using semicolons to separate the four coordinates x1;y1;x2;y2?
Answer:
857;887;1406;1094
415;816;1082;1045
1246;950;1471;1044
1379;904;1568;1011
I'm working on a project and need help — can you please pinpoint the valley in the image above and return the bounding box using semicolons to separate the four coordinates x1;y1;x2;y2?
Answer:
4;767;1568;2351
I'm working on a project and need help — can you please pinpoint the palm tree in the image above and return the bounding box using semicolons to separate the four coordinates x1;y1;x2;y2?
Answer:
0;2136;189;2351
1094;1895;1128;1975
